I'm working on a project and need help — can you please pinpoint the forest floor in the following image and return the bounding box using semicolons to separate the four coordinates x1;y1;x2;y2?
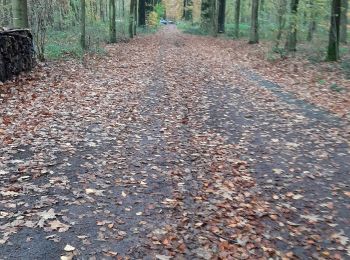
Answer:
0;26;350;259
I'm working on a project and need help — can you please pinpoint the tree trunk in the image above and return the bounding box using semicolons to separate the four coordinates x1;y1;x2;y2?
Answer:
234;0;241;38
249;0;259;44
109;0;116;42
200;0;217;36
285;0;299;51
327;0;341;61
307;0;316;42
129;0;135;38
210;0;217;36
134;0;137;35
70;0;79;25
138;0;146;26
80;0;86;49
100;0;106;22
276;0;287;43
307;20;316;41
340;0;348;43
260;0;265;12
12;0;29;28
217;0;225;33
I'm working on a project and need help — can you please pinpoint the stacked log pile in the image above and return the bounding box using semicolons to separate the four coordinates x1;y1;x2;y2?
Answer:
0;29;35;82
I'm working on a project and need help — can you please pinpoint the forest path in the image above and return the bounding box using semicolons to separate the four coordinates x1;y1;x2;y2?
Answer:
0;26;349;259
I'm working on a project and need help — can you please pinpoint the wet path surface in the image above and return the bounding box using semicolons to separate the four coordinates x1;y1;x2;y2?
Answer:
1;27;349;259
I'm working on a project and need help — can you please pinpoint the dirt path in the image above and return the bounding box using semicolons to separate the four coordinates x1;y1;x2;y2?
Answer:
1;26;349;259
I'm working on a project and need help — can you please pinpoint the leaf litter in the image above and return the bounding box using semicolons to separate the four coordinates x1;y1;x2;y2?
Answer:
0;26;349;259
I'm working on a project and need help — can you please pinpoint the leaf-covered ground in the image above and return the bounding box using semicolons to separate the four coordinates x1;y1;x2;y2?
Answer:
0;26;349;259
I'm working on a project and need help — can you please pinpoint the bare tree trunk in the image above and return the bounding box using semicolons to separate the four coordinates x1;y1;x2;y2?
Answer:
70;0;79;25
129;0;135;38
276;0;287;44
200;0;217;36
285;0;299;51
133;0;137;35
307;0;316;42
138;0;146;26
340;0;348;43
234;0;241;38
100;0;106;22
109;0;116;42
248;0;259;44
210;0;217;36
80;0;86;49
327;0;341;61
307;20;316;41
12;0;29;28
217;0;225;33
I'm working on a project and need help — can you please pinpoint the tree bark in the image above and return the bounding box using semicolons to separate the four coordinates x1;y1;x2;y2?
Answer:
12;0;29;28
340;0;348;43
307;0;316;42
109;0;116;42
276;0;287;43
80;0;86;49
134;0;137;35
307;20;316;42
210;0;217;36
200;0;217;36
285;0;299;51
138;0;146;26
129;0;136;38
234;0;241;38
100;0;106;22
249;0;259;44
217;0;225;33
327;0;341;61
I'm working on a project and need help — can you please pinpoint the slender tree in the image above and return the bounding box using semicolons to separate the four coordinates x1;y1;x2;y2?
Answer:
109;0;117;43
249;0;259;44
276;0;287;45
218;0;226;33
129;0;136;38
138;0;146;26
200;0;217;36
306;0;316;41
210;0;218;36
340;0;348;43
80;0;86;49
100;0;106;22
12;0;29;28
133;0;137;35
327;0;341;61
285;0;299;51
234;0;241;38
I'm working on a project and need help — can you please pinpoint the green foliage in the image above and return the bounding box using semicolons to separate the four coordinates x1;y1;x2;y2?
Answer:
45;22;111;60
137;26;158;34
330;83;345;92
45;43;84;60
319;79;326;84
147;11;159;27
177;22;208;35
266;47;288;62
225;23;250;38
154;3;165;18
